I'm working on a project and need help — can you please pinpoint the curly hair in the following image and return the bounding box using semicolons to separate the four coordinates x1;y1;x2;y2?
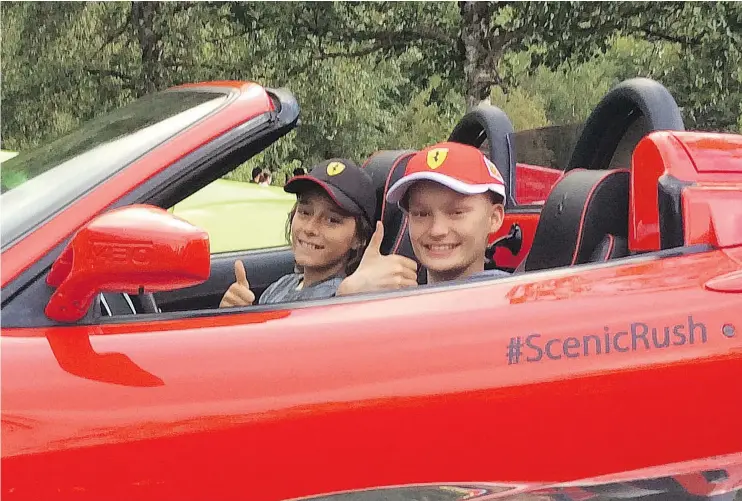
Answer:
284;199;374;277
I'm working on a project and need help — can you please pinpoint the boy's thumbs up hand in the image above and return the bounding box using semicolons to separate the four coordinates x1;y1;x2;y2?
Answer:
336;221;419;297
219;260;256;308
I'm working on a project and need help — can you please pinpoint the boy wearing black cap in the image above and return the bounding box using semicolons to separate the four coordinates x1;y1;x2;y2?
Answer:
219;159;377;307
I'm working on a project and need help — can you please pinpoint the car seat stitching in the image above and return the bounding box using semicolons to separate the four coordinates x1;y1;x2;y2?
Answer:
603;234;615;262
381;152;415;224
392;217;409;254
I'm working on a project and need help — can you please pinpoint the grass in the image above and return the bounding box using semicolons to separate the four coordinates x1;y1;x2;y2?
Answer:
171;179;296;253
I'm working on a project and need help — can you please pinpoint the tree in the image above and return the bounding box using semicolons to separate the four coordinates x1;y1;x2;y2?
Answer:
524;2;742;131
279;1;741;129
2;0;740;164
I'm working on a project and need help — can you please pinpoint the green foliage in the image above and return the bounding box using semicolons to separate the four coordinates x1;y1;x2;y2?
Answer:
505;36;679;126
519;2;742;131
658;3;742;131
489;86;549;131
2;0;740;178
382;74;466;150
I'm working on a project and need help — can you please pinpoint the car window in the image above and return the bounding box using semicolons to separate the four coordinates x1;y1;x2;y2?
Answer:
0;90;230;247
170;174;296;253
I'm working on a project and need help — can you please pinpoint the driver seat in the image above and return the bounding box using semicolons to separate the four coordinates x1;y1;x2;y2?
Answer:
521;168;630;272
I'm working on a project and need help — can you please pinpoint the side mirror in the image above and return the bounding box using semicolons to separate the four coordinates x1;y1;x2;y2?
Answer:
45;204;210;322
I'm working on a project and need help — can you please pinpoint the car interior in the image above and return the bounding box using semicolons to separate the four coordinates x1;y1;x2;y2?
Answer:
144;78;691;317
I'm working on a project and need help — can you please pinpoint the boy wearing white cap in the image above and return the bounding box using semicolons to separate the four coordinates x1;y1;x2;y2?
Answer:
337;141;510;295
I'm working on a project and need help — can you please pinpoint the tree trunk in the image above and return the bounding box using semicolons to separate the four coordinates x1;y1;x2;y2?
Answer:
458;1;505;110
131;2;165;97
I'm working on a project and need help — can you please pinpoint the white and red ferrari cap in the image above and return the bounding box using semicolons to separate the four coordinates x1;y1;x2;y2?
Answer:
385;141;506;206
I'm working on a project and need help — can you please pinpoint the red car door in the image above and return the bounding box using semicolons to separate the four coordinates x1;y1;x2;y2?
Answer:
3;243;741;501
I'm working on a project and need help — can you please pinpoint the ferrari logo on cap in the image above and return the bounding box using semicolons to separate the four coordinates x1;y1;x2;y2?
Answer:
326;161;346;176
426;148;448;169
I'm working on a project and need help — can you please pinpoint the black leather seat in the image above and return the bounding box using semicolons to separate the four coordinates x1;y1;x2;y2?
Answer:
521;168;631;272
361;150;418;260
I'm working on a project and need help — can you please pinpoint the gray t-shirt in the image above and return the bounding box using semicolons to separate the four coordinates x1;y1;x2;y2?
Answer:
467;269;512;280
420;268;512;285
258;273;344;305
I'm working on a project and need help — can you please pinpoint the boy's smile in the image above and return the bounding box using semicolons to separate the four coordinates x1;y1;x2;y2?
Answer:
406;180;504;283
291;190;358;281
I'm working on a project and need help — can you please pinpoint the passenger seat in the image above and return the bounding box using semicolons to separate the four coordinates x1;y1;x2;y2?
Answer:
521;168;631;272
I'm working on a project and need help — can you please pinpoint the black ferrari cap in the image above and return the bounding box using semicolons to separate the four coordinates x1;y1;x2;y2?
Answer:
284;158;376;225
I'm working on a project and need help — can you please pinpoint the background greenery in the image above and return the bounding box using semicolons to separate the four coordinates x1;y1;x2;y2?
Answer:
2;1;741;185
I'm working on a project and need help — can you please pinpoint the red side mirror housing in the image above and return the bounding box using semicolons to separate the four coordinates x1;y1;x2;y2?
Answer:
45;205;210;322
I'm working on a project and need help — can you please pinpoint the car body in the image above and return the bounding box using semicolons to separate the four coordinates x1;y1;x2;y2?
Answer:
2;79;742;501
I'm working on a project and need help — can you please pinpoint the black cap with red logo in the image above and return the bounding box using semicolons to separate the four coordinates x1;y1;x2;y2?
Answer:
284;158;376;225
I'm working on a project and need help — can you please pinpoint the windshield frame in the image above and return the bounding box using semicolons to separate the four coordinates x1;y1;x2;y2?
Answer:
0;87;236;250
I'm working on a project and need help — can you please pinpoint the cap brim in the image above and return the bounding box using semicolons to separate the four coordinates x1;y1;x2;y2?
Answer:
285;176;365;219
385;171;506;204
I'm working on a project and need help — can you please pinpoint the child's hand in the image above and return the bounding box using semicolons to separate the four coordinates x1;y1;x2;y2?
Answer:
336;221;418;296
219;260;256;307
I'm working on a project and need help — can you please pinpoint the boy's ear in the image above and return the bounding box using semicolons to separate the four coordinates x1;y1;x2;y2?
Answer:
489;203;505;234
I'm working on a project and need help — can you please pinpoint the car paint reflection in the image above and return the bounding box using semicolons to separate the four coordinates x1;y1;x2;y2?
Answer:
289;485;514;501
46;330;165;387
285;476;742;501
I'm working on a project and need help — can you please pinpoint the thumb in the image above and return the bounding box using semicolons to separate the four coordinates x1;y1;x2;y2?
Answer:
365;221;384;256
234;260;249;287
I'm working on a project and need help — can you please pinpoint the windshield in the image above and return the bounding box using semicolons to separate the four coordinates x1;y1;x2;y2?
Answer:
0;89;230;247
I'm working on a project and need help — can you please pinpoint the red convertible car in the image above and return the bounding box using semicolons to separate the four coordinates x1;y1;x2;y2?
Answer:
2;78;742;501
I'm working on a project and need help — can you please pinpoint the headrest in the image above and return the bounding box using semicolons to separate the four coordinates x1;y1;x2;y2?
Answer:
448;104;516;207
361;150;416;256
524;169;630;272
567;78;684;172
